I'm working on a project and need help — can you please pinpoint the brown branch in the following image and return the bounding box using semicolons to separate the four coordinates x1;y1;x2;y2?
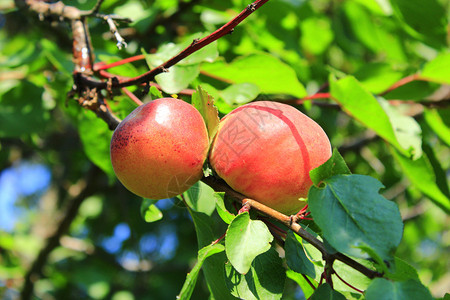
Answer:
15;0;131;22
78;0;272;90
103;15;128;49
380;74;421;96
72;19;95;73
201;176;383;280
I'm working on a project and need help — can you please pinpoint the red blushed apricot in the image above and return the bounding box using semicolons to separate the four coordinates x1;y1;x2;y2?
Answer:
110;98;209;200
209;101;332;214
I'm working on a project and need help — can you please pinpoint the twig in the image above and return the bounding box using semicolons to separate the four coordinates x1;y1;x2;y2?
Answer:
103;15;128;49
302;274;316;291
16;0;131;22
86;0;104;15
94;54;146;71
121;87;144;106
78;0;272;90
97;69;194;95
201;176;382;280
380;74;420;96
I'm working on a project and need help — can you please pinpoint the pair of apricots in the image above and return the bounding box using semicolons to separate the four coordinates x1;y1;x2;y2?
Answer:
110;98;331;214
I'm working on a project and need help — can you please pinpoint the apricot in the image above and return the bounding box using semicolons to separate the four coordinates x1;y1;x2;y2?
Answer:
110;98;209;199
209;101;331;214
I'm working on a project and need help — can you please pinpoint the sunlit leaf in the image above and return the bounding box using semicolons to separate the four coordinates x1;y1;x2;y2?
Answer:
154;64;199;94
330;75;421;158
423;108;450;147
225;212;273;274
392;148;450;213
191;86;220;143
220;83;260;106
183;181;216;216
421;52;450;84
310;148;351;186
213;192;235;225
140;199;163;223
202;54;307;98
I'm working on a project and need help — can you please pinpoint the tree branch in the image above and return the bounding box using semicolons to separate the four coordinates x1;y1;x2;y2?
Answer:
78;0;272;90
201;176;383;280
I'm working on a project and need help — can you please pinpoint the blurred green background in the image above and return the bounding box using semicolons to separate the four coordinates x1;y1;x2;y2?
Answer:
0;0;448;299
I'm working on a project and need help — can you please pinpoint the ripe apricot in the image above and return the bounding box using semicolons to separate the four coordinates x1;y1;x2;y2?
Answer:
110;98;209;199
209;101;331;214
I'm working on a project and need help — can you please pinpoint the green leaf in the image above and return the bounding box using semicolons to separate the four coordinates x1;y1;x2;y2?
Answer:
191;86;220;143
378;98;422;159
149;85;164;100
78;111;115;180
224;247;286;300
308;174;403;262
423;144;450;199
383;80;439;101
284;230;316;278
286;271;316;299
332;258;372;293
213;192;236;225
365;278;433;300
154;64;199;94
310;148;351;186
41;39;72;75
391;148;450;213
309;283;346;300
202;54;307;98
303;238;373;293
386;257;420;281
421;52;450;84
220;83;260;106
342;1;406;61
390;0;447;48
225;212;273;274
0;81;49;137
356;244;388;274
300;17;334;56
424;108;450;147
330;75;419;158
145;33;218;66
178;243;225;300
354;63;404;94
140;199;163;223
188;209;236;300
183;181;216;216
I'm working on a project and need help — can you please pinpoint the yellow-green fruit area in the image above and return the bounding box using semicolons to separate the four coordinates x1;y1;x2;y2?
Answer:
110;98;209;200
209;101;332;214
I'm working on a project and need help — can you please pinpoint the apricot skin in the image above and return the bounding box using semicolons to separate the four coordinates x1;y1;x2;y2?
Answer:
110;98;209;200
209;101;332;214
